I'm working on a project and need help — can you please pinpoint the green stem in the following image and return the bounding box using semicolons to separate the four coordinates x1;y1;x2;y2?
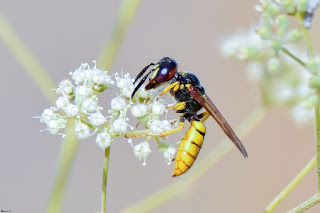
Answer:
121;106;267;213
281;47;307;69
46;120;79;213
288;194;320;213
315;93;320;193
264;156;316;213
0;13;57;104
97;0;142;69
101;147;111;213
286;93;320;212
296;12;315;57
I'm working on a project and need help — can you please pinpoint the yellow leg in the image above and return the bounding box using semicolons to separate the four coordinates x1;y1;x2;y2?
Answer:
158;81;180;96
197;111;210;122
173;102;186;111
125;121;185;138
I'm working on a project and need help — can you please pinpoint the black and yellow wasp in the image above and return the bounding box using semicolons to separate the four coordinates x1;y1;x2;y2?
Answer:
131;57;247;177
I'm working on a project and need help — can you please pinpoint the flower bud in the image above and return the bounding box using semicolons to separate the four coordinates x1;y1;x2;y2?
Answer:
267;57;281;73
286;29;302;43
257;27;272;40
281;0;296;14
297;0;308;12
271;39;282;52
263;1;280;16
276;15;288;37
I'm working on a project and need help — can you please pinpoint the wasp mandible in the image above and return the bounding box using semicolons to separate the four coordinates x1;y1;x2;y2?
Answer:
131;57;248;177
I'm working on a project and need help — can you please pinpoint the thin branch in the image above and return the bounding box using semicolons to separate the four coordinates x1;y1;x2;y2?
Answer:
264;156;316;213
281;47;307;69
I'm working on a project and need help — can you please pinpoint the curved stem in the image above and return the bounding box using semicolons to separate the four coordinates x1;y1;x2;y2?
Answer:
121;106;267;213
46;120;78;213
101;147;111;213
0;13;57;104
97;0;142;69
264;156;316;213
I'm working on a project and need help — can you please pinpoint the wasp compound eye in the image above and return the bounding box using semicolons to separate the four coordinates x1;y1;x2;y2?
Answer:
153;57;178;84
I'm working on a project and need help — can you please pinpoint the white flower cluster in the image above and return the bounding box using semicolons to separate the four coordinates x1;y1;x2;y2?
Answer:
37;62;179;166
218;1;320;126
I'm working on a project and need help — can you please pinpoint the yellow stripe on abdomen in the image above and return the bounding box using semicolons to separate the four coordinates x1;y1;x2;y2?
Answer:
172;120;206;177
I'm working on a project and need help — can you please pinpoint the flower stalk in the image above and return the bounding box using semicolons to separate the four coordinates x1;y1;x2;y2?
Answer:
101;147;111;213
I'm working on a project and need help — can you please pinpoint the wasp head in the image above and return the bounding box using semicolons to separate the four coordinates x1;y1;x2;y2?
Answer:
131;57;178;98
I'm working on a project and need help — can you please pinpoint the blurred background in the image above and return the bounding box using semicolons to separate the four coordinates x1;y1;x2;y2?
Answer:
1;0;320;212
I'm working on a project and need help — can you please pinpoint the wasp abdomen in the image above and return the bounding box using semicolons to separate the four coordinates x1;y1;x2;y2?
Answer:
172;121;206;177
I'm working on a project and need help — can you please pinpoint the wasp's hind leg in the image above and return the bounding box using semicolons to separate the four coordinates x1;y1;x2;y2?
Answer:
196;111;210;122
125;120;186;138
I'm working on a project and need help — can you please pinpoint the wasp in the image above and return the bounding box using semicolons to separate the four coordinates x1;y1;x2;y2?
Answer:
131;57;248;177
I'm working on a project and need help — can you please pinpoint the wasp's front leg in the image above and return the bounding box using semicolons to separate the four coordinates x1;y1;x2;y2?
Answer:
158;81;180;97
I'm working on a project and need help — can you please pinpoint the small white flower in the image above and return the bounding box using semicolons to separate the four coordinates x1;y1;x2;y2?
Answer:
219;28;264;59
91;68;108;85
137;88;150;98
272;82;295;102
103;75;115;88
133;142;152;165
116;73;133;89
63;104;79;117
149;120;173;134
75;122;90;139
88;112;106;126
111;97;127;111
56;96;69;109
163;146;177;165
151;101;166;115
121;85;135;98
40;108;54;124
112;119;128;133
57;79;74;95
131;104;148;117
291;104;314;127
75;85;93;97
71;66;87;84
81;96;100;113
96;132;112;149
46;118;67;135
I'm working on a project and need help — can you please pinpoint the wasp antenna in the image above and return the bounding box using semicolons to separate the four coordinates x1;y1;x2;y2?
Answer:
131;71;152;99
133;63;155;85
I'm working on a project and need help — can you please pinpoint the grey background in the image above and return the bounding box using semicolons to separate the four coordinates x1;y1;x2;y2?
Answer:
1;0;320;212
